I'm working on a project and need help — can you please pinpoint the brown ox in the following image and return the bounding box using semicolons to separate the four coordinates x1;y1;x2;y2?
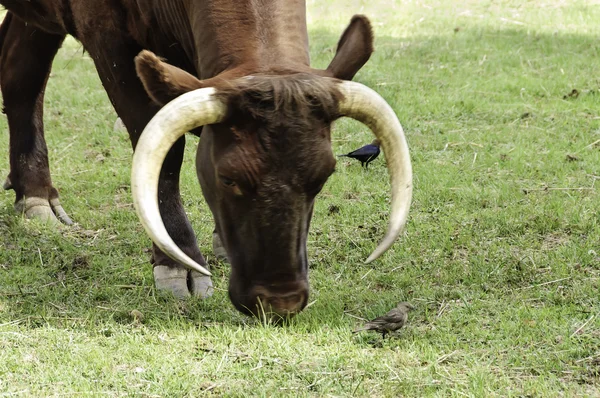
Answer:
0;1;412;318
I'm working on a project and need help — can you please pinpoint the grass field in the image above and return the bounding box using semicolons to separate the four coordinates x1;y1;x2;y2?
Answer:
1;0;599;396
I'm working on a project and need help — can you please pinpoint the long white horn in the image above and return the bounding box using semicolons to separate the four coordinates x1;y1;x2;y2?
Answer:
131;88;228;276
337;81;413;263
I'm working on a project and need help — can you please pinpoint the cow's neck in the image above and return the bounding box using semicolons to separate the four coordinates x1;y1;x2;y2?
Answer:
189;0;311;78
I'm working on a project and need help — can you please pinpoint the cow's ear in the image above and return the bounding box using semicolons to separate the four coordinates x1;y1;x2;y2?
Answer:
135;50;204;105
326;15;374;80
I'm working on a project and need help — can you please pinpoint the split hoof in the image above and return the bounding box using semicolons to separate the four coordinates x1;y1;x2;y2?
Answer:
153;265;213;299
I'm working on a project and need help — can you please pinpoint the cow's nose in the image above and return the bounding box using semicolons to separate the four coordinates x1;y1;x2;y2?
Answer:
251;286;308;320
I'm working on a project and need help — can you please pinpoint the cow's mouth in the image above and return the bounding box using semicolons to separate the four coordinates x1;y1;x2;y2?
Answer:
229;280;309;319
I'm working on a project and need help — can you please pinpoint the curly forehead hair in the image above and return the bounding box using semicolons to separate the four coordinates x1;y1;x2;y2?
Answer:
216;73;343;129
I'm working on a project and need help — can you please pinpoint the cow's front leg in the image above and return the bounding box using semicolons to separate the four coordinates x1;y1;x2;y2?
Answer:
0;13;72;225
82;28;212;298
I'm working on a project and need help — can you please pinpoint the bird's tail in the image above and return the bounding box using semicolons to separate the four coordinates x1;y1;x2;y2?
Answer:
337;154;349;158
352;327;370;333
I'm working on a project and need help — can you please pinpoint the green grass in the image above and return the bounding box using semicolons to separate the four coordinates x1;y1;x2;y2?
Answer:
1;0;599;396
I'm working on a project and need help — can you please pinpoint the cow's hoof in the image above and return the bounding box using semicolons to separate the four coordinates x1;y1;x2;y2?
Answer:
14;196;73;225
153;266;213;299
154;266;191;299
212;232;229;261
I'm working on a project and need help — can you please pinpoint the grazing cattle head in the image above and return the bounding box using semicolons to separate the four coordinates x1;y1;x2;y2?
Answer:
198;76;340;317
131;16;413;319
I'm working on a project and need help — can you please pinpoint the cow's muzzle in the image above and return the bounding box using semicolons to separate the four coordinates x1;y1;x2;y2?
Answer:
230;281;309;320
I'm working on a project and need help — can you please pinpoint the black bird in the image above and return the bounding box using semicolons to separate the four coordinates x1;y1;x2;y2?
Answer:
338;139;381;169
353;302;414;338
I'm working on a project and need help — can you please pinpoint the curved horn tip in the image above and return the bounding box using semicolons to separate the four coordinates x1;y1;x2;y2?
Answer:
365;242;388;263
364;245;393;263
364;251;381;264
178;253;212;276
363;228;406;264
188;260;212;277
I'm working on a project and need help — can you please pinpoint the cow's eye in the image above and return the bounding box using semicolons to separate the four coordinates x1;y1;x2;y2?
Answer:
220;176;243;196
221;177;236;187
